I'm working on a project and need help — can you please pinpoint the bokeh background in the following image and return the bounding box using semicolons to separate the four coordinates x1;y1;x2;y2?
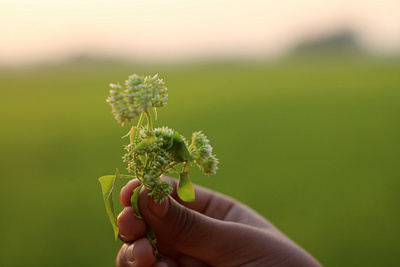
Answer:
1;1;400;266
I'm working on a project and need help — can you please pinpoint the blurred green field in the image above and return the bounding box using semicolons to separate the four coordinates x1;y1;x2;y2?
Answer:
1;57;399;266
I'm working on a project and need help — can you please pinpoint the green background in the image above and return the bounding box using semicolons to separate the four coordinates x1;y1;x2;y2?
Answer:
1;57;399;266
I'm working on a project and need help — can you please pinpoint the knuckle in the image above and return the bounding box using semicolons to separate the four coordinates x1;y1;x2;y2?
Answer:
170;207;197;245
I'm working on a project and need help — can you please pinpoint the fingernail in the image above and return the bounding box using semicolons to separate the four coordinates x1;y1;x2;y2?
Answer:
148;196;169;218
125;243;135;262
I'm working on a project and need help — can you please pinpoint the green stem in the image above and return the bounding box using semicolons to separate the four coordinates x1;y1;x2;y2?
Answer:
130;112;145;144
137;112;145;128
182;162;190;173
119;174;137;179
130;183;161;260
144;110;153;130
145;225;161;260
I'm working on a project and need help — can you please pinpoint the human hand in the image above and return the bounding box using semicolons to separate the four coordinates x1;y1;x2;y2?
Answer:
116;177;321;267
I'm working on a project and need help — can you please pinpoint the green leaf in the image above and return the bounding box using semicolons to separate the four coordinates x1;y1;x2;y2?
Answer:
164;133;174;150
98;169;121;239
131;184;143;219
168;131;192;162
177;172;195;202
134;134;158;151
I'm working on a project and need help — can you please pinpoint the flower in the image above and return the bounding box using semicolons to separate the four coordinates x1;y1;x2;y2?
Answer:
107;74;168;125
190;131;219;175
122;126;175;202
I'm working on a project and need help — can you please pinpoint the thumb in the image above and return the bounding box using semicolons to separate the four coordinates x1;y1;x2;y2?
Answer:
138;189;269;266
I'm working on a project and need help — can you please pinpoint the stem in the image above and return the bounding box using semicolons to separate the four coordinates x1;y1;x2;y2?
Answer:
188;140;194;152
137;112;145;128
130;112;145;144
130;183;161;260
144;110;153;130
145;225;161;260
182;162;190;173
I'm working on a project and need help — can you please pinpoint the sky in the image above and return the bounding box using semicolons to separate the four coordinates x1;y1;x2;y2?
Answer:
1;0;400;65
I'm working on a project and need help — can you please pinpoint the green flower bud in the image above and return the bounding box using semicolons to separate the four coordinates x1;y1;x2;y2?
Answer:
201;155;219;175
147;179;173;203
190;131;218;175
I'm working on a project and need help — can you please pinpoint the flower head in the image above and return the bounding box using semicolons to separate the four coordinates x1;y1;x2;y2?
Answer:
190;131;219;175
107;74;168;125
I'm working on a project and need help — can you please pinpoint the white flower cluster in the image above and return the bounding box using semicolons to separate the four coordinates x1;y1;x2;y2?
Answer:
122;126;218;202
190;131;219;175
106;74;168;125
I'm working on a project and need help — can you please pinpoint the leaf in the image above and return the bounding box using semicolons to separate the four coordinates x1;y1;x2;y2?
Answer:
98;169;121;239
177;172;195;202
134;134;158;151
168;131;192;162
131;184;143;219
164;133;174;150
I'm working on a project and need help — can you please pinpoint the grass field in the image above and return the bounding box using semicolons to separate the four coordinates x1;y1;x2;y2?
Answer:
1;57;399;266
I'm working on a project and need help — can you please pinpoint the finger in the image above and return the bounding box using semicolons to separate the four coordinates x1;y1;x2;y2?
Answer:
155;177;273;229
177;256;211;267
162;178;234;219
116;238;156;267
120;179;143;207
120;177;240;220
118;206;146;242
137;187;279;266
120;178;273;229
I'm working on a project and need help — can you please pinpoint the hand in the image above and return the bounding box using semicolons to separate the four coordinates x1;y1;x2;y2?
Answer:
116;177;321;267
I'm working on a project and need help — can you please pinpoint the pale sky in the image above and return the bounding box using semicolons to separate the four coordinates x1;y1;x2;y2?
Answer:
1;0;400;65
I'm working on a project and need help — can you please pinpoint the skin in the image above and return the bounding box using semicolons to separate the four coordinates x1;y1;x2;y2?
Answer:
116;177;322;267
